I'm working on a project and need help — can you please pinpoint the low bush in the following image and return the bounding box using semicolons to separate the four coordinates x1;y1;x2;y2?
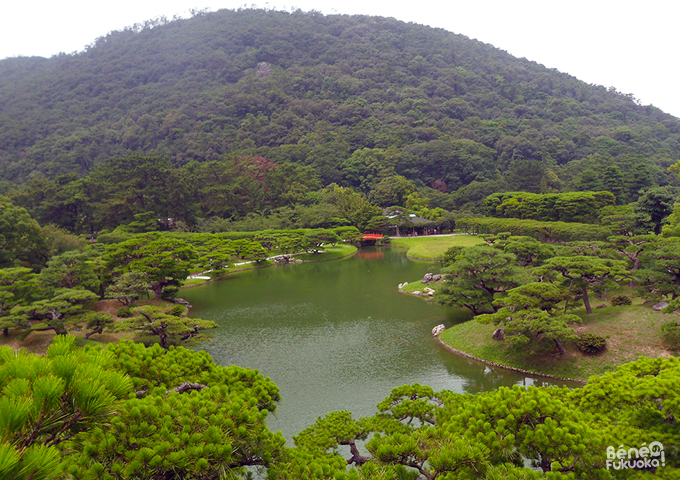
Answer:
117;306;134;318
661;321;680;348
161;285;180;301
166;304;186;317
611;295;632;306
576;333;607;354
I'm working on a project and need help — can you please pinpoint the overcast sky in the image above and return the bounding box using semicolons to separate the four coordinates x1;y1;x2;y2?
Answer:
2;1;678;118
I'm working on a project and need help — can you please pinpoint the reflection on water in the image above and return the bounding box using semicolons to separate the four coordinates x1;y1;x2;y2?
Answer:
181;247;578;441
354;249;385;260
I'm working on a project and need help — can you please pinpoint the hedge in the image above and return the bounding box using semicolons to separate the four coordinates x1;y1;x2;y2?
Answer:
456;217;612;243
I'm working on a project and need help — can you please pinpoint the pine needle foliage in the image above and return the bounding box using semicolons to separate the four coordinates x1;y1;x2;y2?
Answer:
0;336;132;479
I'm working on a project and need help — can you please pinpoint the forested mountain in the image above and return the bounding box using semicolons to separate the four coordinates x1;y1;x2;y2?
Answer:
1;8;679;228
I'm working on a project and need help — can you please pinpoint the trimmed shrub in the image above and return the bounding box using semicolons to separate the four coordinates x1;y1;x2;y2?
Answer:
117;306;134;318
661;321;680;348
166;304;186;317
161;285;180;301
611;295;632;306
484;191;615;223
576;333;607;354
456;217;612;242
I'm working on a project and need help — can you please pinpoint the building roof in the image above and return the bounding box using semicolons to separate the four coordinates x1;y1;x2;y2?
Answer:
408;216;432;223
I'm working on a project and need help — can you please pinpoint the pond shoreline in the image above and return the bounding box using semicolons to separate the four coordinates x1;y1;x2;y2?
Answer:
388;244;435;261
434;334;587;384
397;280;584;384
179;246;533;441
181;246;358;290
297;248;358;263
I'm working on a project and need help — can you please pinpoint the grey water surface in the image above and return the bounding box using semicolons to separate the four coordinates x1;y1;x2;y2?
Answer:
181;247;574;441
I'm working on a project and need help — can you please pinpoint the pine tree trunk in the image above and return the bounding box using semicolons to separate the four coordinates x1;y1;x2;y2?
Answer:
53;325;69;335
84;327;103;340
151;282;165;299
158;329;169;348
582;286;593;314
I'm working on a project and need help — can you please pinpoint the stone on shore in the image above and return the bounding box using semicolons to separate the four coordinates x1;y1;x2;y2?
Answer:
432;324;445;336
174;298;192;308
422;273;442;283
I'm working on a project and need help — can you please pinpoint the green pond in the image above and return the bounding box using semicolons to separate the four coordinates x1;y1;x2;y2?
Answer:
181;247;572;441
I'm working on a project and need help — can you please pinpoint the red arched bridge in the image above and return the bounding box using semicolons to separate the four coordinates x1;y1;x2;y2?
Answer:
362;233;384;240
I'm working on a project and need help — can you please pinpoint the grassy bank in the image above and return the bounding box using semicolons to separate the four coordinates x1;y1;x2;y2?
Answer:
391;235;483;260
399;279;441;296
183;244;358;288
184;260;275;286
439;301;675;381
0;328;136;356
296;243;357;261
0;298;180;355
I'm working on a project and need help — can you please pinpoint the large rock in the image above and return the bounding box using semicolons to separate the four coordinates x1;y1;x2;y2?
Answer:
432;324;446;336
432;274;442;281
492;328;505;340
174;298;192;308
422;273;434;283
653;301;670;311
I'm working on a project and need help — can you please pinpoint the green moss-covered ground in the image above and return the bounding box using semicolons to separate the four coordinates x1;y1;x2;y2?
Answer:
440;300;676;381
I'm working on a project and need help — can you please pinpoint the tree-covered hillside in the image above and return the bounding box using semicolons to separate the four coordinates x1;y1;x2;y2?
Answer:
1;8;678;200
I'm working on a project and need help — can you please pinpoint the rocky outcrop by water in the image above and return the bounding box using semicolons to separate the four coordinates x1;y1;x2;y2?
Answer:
174;298;192;308
399;274;441;297
422;273;441;283
432;324;446;336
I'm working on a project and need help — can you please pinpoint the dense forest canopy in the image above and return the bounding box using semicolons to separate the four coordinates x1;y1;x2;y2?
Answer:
1;8;679;218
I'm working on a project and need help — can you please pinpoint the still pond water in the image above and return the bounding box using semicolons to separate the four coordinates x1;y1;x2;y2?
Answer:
181;247;570;441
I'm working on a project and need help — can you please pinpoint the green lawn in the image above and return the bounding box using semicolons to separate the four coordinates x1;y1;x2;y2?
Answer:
400;279;440;294
440;300;675;381
391;235;483;260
